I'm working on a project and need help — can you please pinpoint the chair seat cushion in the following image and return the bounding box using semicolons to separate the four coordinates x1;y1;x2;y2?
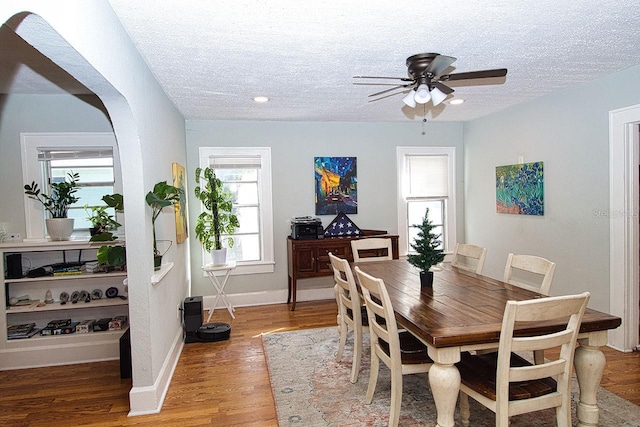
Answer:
457;351;557;401
378;331;433;364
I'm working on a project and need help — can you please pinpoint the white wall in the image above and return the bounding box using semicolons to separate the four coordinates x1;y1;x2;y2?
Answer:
464;64;640;313
185;120;464;297
0;94;112;235
1;2;188;415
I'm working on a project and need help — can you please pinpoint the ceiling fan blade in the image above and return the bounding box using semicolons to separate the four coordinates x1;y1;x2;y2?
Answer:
425;54;456;76
368;90;408;102
433;81;454;95
439;68;508;82
353;76;414;82
368;84;413;98
353;82;412;86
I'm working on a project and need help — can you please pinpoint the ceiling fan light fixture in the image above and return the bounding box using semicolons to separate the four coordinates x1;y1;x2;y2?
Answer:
252;96;270;103
414;84;431;104
430;86;448;106
449;98;465;105
402;91;417;108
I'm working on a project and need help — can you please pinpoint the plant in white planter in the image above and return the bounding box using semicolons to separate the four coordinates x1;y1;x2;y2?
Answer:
24;172;80;240
407;207;445;288
194;167;239;265
146;181;182;269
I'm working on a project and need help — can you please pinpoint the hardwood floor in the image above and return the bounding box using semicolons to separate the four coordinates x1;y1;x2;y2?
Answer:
0;300;638;426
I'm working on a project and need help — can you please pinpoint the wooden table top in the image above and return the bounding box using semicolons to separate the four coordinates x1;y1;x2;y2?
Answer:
353;260;622;349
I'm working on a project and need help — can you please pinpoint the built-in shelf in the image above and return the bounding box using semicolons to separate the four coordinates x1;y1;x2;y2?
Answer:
151;262;174;285
6;297;128;314
4;270;127;285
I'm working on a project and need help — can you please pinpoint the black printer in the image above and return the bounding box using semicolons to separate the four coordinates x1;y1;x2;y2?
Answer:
290;216;324;239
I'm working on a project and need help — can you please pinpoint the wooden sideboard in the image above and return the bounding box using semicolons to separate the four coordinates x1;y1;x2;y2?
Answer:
286;232;399;310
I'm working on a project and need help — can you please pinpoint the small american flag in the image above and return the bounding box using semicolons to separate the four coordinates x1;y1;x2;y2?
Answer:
324;212;361;237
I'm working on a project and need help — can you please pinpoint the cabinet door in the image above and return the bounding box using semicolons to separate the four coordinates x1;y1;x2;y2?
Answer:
295;247;316;273
316;242;350;274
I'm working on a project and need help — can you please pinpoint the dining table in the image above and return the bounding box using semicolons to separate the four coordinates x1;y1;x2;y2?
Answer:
352;259;622;427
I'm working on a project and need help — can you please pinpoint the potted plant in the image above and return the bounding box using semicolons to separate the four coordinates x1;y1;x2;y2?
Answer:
407;207;445;288
194;167;239;266
85;193;124;239
24;171;80;241
145;181;182;269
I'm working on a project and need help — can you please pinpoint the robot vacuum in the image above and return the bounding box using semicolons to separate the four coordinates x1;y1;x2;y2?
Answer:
196;322;231;342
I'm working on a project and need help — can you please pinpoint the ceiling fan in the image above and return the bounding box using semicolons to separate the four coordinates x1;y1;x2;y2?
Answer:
353;53;507;108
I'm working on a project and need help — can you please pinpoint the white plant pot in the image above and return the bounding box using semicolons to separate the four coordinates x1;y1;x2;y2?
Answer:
211;248;227;266
46;218;74;241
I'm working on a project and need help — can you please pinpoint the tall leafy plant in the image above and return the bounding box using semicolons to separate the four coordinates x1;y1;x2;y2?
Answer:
145;181;182;256
407;208;445;272
24;171;80;218
194;167;239;252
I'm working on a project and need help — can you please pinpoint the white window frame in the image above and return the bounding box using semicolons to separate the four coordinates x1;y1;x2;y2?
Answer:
21;132;121;240
199;147;274;275
396;146;457;257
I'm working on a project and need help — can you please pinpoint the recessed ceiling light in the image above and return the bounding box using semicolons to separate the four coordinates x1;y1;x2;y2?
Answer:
253;96;270;103
449;99;465;105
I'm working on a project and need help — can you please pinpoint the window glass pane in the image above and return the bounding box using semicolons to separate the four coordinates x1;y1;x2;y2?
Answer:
51;158;112;167
408;200;443;226
216;168;258;182
226;234;261;262
76;186;115;207
234;206;259;234
227;182;258;205
51;166;114;183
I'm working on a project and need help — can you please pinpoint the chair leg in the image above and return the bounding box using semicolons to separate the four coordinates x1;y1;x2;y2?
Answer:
459;392;470;427
555;396;571;427
365;351;379;404
388;368;402;427
350;322;362;383
336;320;347;361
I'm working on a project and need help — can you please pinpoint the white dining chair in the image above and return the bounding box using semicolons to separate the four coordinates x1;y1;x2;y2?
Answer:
351;238;393;263
355;266;433;427
451;242;487;274
457;292;590;427
503;253;556;296
329;252;364;383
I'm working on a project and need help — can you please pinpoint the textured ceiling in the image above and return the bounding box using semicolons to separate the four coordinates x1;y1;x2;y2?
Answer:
3;1;640;123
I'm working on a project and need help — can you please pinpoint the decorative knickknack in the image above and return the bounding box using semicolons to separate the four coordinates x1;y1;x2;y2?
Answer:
194;167;239;266
24;172;80;241
406;208;445;288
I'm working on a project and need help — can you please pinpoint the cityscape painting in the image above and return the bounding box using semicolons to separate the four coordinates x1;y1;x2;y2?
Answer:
315;156;357;215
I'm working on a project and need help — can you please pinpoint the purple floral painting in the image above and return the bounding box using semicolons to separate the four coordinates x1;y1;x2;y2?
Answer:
496;161;544;215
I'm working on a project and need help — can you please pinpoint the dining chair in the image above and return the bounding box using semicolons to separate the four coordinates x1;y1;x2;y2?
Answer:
503;253;557;364
456;291;590;427
503;253;556;295
451;242;487;274
351;238;393;263
329;252;364;383
354;266;433;427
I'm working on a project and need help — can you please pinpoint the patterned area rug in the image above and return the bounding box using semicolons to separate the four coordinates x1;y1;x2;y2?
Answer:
263;327;640;426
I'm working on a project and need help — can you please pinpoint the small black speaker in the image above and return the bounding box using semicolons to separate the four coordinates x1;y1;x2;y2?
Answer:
5;254;23;279
183;296;203;343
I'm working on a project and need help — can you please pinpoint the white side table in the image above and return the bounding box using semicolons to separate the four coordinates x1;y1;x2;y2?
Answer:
202;261;236;321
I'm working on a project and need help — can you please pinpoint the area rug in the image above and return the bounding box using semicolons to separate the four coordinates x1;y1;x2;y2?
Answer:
262;327;640;426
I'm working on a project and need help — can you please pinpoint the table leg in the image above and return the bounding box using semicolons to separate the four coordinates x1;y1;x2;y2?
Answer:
574;333;607;427
428;362;460;427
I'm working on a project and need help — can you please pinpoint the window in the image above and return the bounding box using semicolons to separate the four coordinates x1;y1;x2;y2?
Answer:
21;133;121;240
199;147;274;274
397;147;456;257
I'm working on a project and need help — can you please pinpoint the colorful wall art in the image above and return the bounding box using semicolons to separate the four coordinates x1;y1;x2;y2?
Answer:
172;162;188;243
314;157;357;215
496;161;544;216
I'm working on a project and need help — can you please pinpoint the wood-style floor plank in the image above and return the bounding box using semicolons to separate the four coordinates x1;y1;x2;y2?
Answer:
0;300;638;426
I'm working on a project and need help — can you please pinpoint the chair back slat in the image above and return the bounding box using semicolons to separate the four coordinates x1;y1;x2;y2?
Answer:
503;253;556;295
351;238;393;263
451;243;487;274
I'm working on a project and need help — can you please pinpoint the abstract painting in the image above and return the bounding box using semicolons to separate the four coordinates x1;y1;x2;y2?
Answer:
496;161;544;215
172;162;188;243
314;157;357;215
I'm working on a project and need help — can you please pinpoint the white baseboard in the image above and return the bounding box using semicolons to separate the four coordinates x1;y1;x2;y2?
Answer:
128;327;184;416
202;287;335;312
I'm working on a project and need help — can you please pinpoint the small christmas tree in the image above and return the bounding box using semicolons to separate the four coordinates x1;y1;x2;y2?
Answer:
407;208;445;272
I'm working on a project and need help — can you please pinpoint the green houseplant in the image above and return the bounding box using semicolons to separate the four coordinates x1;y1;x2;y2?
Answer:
86;193;124;240
194;167;239;265
146;181;183;269
24;171;80;240
407;207;445;287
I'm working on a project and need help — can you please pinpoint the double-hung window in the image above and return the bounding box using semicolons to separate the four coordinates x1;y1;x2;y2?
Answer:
397;147;456;256
199;147;274;274
21;132;121;239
